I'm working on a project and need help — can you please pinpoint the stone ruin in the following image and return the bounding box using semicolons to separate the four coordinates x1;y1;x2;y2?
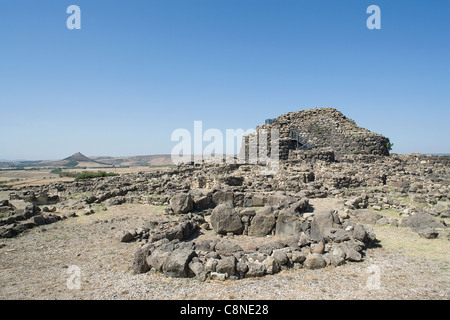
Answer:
1;107;448;281
117;108;393;280
124;192;377;280
240;107;391;161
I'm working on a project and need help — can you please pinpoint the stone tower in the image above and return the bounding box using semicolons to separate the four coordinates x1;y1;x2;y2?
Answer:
240;107;391;161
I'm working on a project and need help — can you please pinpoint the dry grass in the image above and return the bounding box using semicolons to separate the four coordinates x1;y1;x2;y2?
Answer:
1;203;449;300
372;225;450;264
0;165;174;188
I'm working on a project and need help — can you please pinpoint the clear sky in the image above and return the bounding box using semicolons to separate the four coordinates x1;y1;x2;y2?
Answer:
1;0;449;160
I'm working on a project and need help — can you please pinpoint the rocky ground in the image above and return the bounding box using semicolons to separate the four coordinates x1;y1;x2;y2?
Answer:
0;202;448;300
1;152;449;300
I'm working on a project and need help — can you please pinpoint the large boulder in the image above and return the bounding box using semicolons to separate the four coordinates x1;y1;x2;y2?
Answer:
310;210;341;242
304;253;326;269
212;190;234;206
162;248;197;278
188;259;207;281
352;224;377;246
190;189;212;210
132;246;152;274
248;206;276;237
210;204;244;235
290;198;310;213
416;227;439;239
401;211;446;230
146;249;170;272
216;256;237;276
164;221;196;242
275;209;304;238
263;256;280;275
323;228;351;243
251;194;266;207
272;249;289;266
266;193;295;209
338;242;362;262
170;193;194;214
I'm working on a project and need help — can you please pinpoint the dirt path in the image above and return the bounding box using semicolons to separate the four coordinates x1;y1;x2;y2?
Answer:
0;203;448;300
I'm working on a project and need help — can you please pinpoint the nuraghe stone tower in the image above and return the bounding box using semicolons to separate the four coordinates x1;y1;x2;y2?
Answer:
240;107;390;161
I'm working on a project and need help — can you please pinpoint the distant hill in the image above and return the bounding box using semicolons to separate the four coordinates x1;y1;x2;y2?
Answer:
64;152;93;162
56;152;115;168
0;153;175;169
91;154;174;167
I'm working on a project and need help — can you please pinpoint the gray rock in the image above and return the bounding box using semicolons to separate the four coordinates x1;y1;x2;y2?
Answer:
117;230;134;242
214;239;243;256
275;209;304;238
239;208;256;217
263;256;280;274
272;249;289;265
25;203;40;214
204;258;219;273
440;211;450;218
132;246;152;274
252;194;266;207
243;198;253;207
194;239;216;252
188;260;207;281
310;210;341;242
298;232;310;247
311;241;325;254
216;256;236;275
191;190;212;210
376;217;390;226
248;206;276;237
170;193;194;214
223;176;244;187
291;251;306;264
163;226;185;242
267;193;289;208
212;190;234;206
0;227;18;238
258;241;284;255
236;259;249;276
210;204;244;235
33;215;46;226
304;253;327;269
162;248;197;278
401;211;446;230
146;249;170;272
323;228;351;243
415;227;439;239
205;251;220;259
351;224;367;242
290;198;310;213
245;260;266;278
352;224;376;246
339;243;362;262
324;252;345;267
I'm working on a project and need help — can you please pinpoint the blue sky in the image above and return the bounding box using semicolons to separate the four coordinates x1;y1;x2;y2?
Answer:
0;0;449;160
